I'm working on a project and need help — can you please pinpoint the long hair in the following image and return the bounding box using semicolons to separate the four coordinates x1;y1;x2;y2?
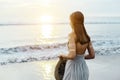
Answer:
70;11;90;44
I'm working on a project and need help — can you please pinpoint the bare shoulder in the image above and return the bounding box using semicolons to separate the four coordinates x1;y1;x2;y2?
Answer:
68;32;73;37
68;32;76;40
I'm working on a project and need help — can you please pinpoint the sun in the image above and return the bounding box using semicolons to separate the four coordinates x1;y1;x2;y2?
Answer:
40;15;53;24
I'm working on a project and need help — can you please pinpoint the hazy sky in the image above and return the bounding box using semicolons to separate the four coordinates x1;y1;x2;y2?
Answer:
0;0;120;23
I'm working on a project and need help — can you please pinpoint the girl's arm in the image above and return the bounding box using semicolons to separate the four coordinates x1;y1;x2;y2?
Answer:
59;36;76;60
85;42;95;59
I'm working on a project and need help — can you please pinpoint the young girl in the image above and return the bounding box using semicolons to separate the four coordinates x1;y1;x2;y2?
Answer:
59;11;95;80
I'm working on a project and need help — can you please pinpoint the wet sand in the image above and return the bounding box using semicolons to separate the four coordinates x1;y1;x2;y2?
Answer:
0;55;120;80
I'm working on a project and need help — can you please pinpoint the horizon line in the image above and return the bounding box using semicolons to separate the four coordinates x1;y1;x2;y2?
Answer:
0;22;120;25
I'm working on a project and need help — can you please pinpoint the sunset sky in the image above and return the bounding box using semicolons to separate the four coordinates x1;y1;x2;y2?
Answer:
0;0;120;24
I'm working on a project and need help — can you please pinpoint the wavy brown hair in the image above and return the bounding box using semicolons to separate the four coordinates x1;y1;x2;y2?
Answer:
70;11;90;44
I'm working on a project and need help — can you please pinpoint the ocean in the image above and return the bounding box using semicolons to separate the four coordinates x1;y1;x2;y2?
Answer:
0;17;120;65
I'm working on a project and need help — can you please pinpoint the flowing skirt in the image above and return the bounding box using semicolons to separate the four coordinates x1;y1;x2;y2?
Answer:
63;55;89;80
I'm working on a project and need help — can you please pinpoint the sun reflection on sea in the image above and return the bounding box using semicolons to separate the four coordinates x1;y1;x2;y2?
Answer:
38;15;53;39
40;24;53;38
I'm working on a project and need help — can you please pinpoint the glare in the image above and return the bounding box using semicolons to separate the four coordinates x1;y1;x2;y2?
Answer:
41;0;50;6
40;15;52;24
35;61;55;79
41;24;53;38
45;63;52;74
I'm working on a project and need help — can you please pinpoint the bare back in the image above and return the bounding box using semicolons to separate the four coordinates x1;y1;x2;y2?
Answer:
76;42;88;55
68;32;89;55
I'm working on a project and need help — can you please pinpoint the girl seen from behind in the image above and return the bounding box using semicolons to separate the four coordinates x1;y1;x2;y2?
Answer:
59;11;95;80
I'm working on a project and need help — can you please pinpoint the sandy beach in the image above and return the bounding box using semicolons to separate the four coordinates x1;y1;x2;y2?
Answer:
0;55;120;80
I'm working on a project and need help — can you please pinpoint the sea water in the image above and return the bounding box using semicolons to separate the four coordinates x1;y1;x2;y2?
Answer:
0;17;120;65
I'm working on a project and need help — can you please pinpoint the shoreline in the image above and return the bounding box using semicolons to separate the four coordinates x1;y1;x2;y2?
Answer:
0;55;120;80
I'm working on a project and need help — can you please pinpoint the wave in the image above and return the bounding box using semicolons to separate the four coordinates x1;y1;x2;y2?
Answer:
0;43;68;65
0;39;120;54
0;40;120;66
0;43;67;54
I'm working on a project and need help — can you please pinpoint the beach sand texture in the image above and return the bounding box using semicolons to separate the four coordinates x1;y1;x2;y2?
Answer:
0;55;120;80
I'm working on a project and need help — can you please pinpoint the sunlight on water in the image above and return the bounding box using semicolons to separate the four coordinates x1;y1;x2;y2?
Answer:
40;24;53;38
0;24;71;48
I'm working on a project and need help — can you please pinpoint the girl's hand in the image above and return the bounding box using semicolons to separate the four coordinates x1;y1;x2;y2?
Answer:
58;55;64;60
